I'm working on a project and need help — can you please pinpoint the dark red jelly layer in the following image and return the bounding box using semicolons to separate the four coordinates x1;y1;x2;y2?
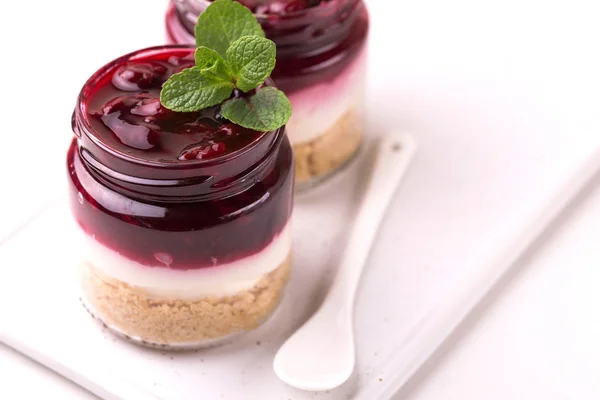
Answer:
166;0;369;94
68;47;294;269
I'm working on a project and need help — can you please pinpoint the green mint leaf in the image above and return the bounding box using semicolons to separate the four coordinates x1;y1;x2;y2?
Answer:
195;0;265;58
226;36;276;92
160;67;234;112
195;46;233;82
220;87;291;131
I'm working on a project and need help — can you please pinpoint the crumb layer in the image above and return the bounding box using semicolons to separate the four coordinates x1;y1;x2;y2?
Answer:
293;109;363;187
80;254;292;347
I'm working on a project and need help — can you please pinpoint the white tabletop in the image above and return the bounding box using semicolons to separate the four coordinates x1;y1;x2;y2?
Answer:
3;0;600;399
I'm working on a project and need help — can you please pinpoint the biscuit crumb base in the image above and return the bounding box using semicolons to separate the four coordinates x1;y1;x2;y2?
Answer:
80;254;291;348
293;109;363;187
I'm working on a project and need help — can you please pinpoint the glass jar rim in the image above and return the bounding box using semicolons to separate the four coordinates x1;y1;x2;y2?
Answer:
175;0;357;20
73;44;281;171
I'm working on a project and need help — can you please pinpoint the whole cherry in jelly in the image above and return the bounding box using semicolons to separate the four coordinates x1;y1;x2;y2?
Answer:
112;62;168;91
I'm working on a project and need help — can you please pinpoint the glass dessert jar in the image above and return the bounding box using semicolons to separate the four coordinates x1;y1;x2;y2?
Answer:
166;0;369;189
67;45;294;349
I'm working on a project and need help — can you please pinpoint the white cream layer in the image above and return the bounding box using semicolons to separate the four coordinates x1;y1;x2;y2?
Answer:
285;52;367;145
78;221;292;299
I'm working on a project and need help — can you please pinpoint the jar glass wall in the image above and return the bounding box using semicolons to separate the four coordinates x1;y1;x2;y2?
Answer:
67;46;294;349
166;0;369;189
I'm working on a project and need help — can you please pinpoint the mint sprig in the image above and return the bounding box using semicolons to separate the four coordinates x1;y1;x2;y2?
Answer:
160;0;291;132
226;36;276;92
194;47;232;82
160;68;234;112
195;0;265;58
221;87;291;132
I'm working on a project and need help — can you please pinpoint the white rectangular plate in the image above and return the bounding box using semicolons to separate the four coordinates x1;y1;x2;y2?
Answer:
1;111;598;400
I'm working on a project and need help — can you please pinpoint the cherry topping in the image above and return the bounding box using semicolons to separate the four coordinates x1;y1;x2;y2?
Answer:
254;4;270;14
102;93;154;115
96;93;162;150
130;98;167;117
166;53;197;74
167;54;195;66
178;142;227;161
238;0;265;9
251;0;325;14
112;62;168;91
88;55;266;162
101;112;159;150
216;124;239;137
284;0;308;13
178;122;215;139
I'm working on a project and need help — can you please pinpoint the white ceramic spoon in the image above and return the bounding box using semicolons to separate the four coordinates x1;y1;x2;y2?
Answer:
273;133;418;392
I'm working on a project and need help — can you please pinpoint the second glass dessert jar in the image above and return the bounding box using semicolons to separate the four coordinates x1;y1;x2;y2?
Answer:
166;0;370;189
68;45;294;349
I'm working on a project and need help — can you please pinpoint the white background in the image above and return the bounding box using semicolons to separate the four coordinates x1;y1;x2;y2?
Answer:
2;0;600;399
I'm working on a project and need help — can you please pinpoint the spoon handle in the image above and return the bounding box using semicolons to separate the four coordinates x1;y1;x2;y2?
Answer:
330;133;417;307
